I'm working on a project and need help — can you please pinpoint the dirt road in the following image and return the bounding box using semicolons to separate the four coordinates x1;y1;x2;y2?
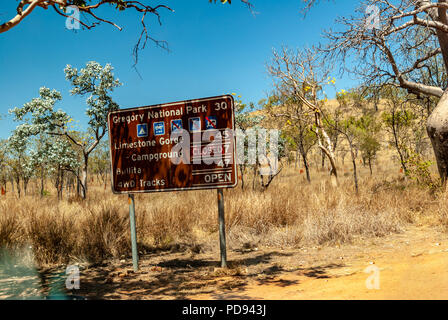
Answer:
192;226;448;300
3;225;448;299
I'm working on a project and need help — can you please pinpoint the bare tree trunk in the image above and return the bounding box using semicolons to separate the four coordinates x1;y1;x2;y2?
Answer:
40;166;44;198
315;113;338;185
349;141;359;194
252;163;258;190
23;179;28;196
303;154;311;183
239;164;245;190
60;170;64;200
76;168;80;197
80;166;87;199
15;177;20;198
299;142;311;183
55;167;61;201
79;153;89;199
391;111;408;172
427;89;448;184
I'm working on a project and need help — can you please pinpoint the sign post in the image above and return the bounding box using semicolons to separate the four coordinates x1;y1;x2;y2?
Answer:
128;194;139;271
217;188;227;268
108;95;237;268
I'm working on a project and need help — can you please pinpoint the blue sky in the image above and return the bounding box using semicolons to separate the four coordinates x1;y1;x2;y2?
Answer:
0;0;360;139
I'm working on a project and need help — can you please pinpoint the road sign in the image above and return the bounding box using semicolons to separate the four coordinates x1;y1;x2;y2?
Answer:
107;95;237;193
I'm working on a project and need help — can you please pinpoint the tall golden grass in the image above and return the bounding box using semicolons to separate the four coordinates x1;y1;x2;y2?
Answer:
0;159;445;267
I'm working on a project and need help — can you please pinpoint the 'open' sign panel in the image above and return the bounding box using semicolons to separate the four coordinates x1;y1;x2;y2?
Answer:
107;95;237;193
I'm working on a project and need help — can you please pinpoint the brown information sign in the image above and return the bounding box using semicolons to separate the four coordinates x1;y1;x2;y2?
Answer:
107;95;237;193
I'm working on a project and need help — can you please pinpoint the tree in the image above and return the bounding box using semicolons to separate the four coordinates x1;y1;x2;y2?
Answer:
29;135;80;199
9;61;121;199
45;137;81;200
7;130;31;198
381;86;417;173
89;139;110;185
234;98;264;190
264;94;316;182
322;90;361;192
0;140;7;192
267;46;339;185
318;0;448;184
356;114;382;175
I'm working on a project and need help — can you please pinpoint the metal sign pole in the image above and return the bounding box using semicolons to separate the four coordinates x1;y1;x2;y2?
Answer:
217;188;227;268
128;194;139;272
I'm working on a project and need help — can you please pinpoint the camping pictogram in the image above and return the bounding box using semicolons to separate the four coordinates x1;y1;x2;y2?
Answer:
137;123;148;138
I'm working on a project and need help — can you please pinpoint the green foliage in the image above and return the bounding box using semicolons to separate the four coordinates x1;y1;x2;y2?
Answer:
9;87;67;138
8;61;121;198
36;136;81;176
382;109;416;129
405;151;441;192
354;114;382;164
235;99;264;130
10;61;121;155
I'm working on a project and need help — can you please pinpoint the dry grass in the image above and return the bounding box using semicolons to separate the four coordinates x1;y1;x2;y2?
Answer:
0;157;445;267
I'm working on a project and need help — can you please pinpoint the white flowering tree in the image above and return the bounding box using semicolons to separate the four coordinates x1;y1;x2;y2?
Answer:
10;61;121;199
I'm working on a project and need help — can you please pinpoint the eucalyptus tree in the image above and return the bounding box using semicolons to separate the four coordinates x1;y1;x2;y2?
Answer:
9;61;121;199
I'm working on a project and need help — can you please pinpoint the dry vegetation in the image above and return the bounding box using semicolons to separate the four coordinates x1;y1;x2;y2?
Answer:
1;152;447;268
